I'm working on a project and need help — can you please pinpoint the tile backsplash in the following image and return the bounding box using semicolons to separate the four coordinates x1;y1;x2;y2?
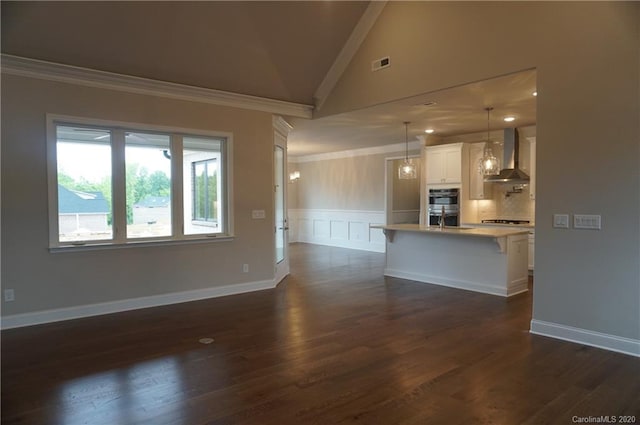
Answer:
477;184;535;222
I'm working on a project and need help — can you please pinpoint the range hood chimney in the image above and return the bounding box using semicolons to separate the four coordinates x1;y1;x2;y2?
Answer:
484;128;530;184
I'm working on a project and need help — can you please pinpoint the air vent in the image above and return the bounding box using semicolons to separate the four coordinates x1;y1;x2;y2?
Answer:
372;56;390;72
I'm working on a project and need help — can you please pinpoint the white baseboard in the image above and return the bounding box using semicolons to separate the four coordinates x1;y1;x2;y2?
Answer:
385;268;513;297
530;319;640;358
1;279;276;330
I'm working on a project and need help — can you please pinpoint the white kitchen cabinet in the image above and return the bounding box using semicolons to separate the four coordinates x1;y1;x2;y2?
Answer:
463;223;534;271
468;142;493;200
527;229;535;271
425;143;462;184
528;138;536;200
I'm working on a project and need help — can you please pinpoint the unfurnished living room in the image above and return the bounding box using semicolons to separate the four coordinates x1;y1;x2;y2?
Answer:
1;2;639;424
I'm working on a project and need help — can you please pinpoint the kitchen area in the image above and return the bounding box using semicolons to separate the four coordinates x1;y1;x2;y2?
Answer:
375;122;536;297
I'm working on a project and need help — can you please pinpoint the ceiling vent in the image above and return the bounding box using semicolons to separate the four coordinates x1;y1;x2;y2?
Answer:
372;56;390;72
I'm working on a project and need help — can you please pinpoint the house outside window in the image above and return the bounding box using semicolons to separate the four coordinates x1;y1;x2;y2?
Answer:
48;116;232;248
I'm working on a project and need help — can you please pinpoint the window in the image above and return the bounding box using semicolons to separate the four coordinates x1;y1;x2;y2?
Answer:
183;137;224;236
48;116;232;248
192;159;217;222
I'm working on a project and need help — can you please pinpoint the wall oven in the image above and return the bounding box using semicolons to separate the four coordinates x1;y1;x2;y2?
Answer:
428;188;459;226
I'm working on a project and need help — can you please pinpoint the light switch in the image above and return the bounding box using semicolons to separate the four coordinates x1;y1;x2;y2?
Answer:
553;214;569;228
251;210;266;219
574;214;601;230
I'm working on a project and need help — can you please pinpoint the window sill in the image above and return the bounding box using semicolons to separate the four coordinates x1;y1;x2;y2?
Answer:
49;235;235;253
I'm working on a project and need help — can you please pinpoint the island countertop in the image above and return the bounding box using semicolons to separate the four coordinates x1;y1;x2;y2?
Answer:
373;223;530;297
371;223;529;238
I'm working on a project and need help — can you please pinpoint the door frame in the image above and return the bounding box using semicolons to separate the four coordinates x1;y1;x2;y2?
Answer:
384;154;422;225
273;116;292;284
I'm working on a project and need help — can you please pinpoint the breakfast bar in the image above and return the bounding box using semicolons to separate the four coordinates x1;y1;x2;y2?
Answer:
373;224;529;297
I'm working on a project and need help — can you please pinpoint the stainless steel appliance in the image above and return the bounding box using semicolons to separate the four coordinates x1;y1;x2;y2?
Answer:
428;188;459;226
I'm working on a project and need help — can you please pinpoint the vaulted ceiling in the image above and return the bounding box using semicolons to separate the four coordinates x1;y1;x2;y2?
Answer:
1;1;368;105
1;1;536;157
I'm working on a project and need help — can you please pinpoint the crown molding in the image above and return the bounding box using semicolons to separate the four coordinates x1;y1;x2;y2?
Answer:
313;1;387;112
272;115;293;136
291;140;422;163
1;54;314;119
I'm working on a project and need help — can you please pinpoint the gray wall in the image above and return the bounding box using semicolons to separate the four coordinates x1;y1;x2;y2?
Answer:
392;158;420;211
294;150;418;211
321;2;640;341
1;75;275;316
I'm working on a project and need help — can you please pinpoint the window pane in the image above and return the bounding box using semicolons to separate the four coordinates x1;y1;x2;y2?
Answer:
184;137;223;235
125;132;172;239
56;126;113;242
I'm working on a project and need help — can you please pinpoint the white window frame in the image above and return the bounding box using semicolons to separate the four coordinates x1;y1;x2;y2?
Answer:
46;114;234;250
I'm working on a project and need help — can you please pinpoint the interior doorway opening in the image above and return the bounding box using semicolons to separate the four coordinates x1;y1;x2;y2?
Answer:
385;156;421;225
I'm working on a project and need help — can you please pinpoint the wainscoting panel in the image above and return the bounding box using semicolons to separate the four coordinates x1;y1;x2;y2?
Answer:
330;220;349;240
289;209;385;253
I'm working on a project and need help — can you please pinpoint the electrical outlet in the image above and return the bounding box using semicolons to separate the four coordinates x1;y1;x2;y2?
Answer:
242;264;249;273
4;289;15;302
574;214;601;230
553;214;569;229
251;210;265;219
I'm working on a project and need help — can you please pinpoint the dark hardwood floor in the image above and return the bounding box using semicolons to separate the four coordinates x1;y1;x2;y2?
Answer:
2;243;639;424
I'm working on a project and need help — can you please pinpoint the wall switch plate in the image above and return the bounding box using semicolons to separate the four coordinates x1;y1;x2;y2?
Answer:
251;210;266;219
574;214;601;230
553;214;569;228
4;289;15;302
242;264;249;273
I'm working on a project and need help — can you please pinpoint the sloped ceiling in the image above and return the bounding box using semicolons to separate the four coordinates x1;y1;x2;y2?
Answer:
1;1;369;105
1;1;536;156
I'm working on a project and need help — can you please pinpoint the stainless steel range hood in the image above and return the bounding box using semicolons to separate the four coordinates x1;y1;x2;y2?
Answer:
484;128;530;184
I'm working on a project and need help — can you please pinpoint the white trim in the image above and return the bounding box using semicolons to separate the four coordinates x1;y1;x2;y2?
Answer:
1;279;277;330
1;54;313;119
291;140;422;163
272;115;293;136
530;319;640;358
47;113;234;248
384;268;528;297
314;1;387;111
288;209;386;253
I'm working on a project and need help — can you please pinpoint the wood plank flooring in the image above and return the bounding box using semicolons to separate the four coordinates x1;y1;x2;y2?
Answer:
2;243;639;424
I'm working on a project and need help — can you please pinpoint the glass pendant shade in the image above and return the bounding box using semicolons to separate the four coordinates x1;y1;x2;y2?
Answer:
398;159;417;179
478;107;500;176
479;144;500;175
398;121;417;180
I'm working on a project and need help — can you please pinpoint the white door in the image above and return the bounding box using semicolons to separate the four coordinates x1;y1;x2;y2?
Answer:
274;131;289;284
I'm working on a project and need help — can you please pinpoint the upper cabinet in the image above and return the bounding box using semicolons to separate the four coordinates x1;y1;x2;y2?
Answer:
519;137;536;200
528;138;536;200
425;143;462;185
468;142;493;200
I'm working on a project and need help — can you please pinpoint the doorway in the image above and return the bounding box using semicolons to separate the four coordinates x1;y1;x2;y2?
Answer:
274;130;289;284
384;156;421;225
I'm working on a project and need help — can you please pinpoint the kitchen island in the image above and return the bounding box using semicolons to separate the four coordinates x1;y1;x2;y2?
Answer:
373;224;529;297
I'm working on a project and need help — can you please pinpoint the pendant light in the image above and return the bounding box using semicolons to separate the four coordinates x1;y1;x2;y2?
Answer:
478;107;500;176
398;121;417;179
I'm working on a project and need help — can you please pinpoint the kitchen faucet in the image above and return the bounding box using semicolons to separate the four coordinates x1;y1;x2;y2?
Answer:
439;205;446;229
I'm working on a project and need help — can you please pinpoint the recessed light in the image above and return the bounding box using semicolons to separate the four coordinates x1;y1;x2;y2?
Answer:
532;91;537;96
425;128;435;134
503;116;516;122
